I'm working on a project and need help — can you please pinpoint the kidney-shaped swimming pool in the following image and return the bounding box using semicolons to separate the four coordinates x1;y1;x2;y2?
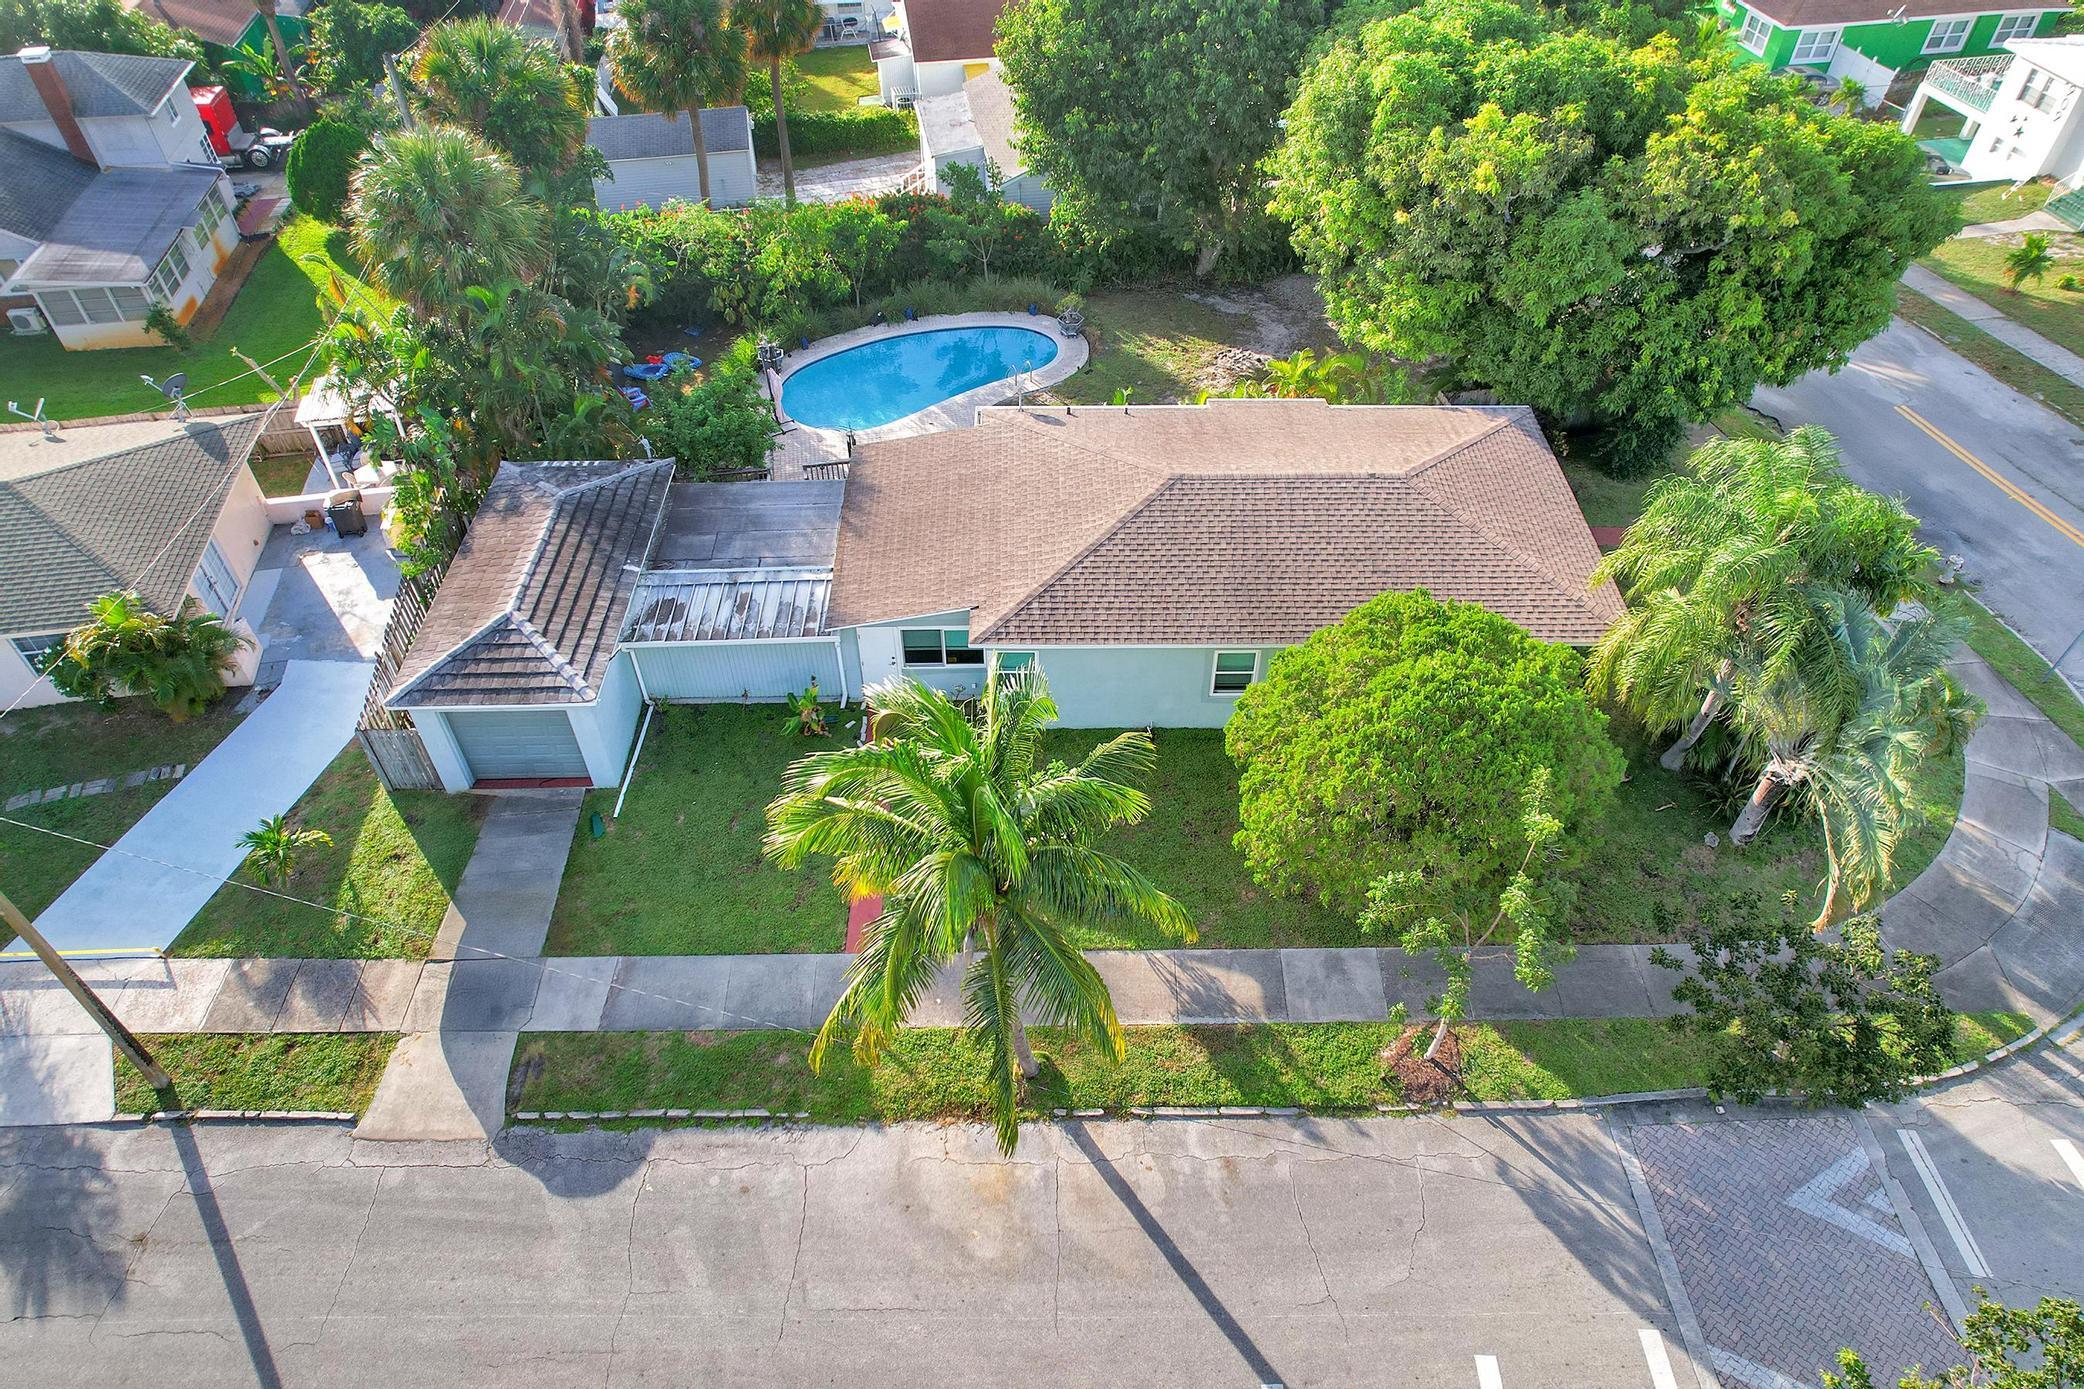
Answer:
778;325;1060;432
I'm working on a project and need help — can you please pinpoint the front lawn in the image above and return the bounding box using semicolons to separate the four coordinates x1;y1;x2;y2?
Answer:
1921;229;2084;358
169;746;484;959
507;1010;2036;1120
1940;178;2052;227
793;46;879;111
547;703;848;955
1932;585;2084;750
114;1033;397;1115
0;215;382;422
2054;789;2084;843
0;699;245;946
1895;282;2084;431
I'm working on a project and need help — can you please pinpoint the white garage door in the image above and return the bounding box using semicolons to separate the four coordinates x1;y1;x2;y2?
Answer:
447;708;589;783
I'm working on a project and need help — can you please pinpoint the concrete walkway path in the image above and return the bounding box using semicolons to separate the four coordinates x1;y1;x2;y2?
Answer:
13;660;375;958
1959;209;2066;238
1900;263;2084;389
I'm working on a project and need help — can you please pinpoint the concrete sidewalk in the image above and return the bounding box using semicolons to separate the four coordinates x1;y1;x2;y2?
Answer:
12;659;375;957
1900;263;2084;389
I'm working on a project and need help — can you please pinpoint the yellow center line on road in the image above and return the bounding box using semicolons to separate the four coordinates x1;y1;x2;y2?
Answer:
1896;404;2084;549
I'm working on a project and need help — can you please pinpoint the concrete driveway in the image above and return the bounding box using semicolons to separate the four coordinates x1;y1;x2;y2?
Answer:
1754;319;2084;687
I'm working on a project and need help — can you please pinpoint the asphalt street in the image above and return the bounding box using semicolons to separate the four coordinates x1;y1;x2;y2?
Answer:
1754;318;2084;687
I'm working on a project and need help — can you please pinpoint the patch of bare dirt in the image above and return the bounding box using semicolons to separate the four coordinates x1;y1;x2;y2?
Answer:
1181;274;1334;393
1379;1024;1463;1106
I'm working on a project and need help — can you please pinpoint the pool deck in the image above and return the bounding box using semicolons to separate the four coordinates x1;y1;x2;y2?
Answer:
765;310;1090;472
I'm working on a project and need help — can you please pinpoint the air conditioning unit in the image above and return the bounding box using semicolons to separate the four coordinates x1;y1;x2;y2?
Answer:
6;306;47;336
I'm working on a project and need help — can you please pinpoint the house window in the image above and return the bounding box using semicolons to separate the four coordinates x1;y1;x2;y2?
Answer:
190;221;214;254
992;651;1036;683
1923;17;1973;53
1991;12;2039;43
192;539;240;617
110;287;149;319
900;628;984;665
198;183;230;225
1737;10;1771;51
10;633;64;673
2020;64;2062;110
1790;27;1840;64
1210;650;1260;697
147;241;192;303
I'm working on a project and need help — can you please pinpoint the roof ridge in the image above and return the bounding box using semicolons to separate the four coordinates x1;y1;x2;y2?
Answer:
1402;411;1522;478
511;614;593;698
973;473;1179;643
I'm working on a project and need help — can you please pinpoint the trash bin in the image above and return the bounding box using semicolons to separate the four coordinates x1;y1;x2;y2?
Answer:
326;492;367;536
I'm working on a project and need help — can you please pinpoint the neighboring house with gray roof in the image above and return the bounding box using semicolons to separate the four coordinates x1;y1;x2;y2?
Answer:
0;46;238;350
385;402;1621;790
914;67;1050;212
586;108;757;211
0;412;272;710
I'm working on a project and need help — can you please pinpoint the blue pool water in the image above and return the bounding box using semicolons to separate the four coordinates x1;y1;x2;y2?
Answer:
780;326;1060;431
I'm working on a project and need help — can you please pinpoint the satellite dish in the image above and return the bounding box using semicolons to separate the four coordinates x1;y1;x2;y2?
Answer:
139;371;191;421
163;372;188;397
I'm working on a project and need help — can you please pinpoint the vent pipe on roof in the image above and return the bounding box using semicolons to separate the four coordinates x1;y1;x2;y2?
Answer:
18;47;97;168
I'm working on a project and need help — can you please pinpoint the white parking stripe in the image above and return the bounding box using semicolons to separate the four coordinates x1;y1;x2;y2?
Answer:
2055;1139;2084;1191
1639;1330;1680;1389
1474;1355;1503;1389
1898;1128;1992;1278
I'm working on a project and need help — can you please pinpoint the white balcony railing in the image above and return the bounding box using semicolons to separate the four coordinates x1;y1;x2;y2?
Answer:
1923;55;2014;114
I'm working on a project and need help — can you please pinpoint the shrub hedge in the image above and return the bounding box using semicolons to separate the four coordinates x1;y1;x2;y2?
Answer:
753;106;917;159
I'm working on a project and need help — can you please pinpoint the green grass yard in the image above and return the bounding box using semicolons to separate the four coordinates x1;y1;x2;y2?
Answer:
1932;586;2084;750
548;703;848;955
1895;283;2084;431
1054;287;1292;406
1921;228;2084;359
2053;789;2084;843
0;215;382;423
509;1011;2035;1120
1939;178;2052;227
792;46;880;112
0;699;245;950
114;1033;397;1115
169;746;484;959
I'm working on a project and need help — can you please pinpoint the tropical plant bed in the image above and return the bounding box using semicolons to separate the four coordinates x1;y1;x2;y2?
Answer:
113;1032;398;1116
508;1012;2031;1121
168;747;485;959
548;703;847;956
0;698;246;948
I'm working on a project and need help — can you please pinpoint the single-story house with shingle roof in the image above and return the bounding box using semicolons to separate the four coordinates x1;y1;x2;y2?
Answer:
586;108;757;211
915;67;1050;211
0;48;239;349
0;412;272;710
388;401;1622;791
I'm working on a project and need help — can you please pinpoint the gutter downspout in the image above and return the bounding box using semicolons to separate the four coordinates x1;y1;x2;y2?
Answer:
613;698;656;820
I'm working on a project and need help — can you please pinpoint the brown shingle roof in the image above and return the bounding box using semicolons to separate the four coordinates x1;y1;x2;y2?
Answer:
127;0;256;47
0;413;265;635
1745;0;2061;25
900;0;1008;64
828;401;1623;646
388;458;672;708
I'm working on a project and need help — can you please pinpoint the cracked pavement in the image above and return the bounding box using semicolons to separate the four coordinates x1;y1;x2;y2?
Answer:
0;1113;1695;1388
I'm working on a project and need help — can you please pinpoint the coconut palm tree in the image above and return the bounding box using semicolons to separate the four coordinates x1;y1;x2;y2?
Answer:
736;0;822;204
238;814;333;886
1725;596;1981;927
409;17;590;174
766;673;1194;1153
2006;232;2056;293
610;0;746;207
1590;427;1937;771
348;126;547;314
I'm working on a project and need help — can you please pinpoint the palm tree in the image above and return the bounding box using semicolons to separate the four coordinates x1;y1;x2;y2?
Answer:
249;0;308;104
349;126;547;314
45;593;249;720
736;0;822;204
2006;232;2056;293
1725;595;1981;928
766;673;1194;1153
610;0;747;207
1590;427;1937;772
409;17;590;174
238;814;333;886
1832;77;1867;114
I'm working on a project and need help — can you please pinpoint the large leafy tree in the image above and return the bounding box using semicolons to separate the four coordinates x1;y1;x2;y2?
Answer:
283;116;370;221
997;0;1325;273
1589;428;1936;772
1653;912;1953;1107
1269;0;1955;434
1725;596;1980;925
736;0;822;205
609;0;747;207
0;0;202;61
1225;590;1625;922
46;593;249;721
306;0;420;96
348;125;547;313
766;674;1193;1153
409;17;591;175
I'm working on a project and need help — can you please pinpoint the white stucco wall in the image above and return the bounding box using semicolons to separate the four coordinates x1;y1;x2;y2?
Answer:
846;611;990;703
983;644;1287;729
199;463;271;620
569;649;646;787
0;638;69;709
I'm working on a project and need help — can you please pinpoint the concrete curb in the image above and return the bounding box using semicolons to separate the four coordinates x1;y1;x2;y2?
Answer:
511;1108;812;1123
121;1109;359;1123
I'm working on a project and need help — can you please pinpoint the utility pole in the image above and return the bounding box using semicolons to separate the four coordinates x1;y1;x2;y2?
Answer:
382;53;415;131
0;889;169;1092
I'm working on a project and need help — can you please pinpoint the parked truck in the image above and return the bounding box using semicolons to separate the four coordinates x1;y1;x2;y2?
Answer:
191;86;295;170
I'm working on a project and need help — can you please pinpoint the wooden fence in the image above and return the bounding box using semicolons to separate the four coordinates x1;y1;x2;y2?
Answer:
354;550;454;792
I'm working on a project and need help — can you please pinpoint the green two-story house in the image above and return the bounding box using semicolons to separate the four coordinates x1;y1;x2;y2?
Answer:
1715;0;2066;91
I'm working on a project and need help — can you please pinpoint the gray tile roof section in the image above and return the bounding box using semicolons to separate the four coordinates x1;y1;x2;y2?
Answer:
0;50;193;121
387;459;674;709
11;164;221;288
0;413;266;634
0;129;98;244
962;68;1022;177
624;567;833;642
587;107;751;161
914;89;978;161
651;479;842;569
